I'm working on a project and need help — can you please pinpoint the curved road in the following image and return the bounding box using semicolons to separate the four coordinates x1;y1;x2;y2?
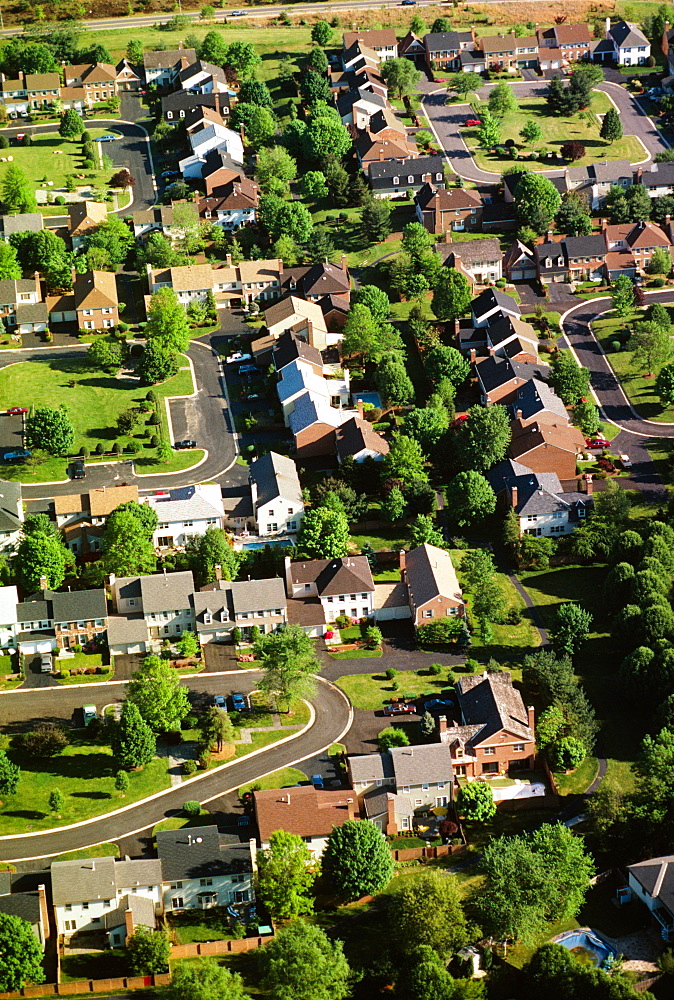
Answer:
0;675;352;862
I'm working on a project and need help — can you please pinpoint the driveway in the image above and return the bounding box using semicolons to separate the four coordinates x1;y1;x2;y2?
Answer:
318;620;465;681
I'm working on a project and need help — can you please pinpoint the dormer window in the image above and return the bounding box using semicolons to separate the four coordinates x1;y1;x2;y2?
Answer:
557;256;564;266
393;176;399;185
204;611;212;624
220;609;228;621
407;175;414;183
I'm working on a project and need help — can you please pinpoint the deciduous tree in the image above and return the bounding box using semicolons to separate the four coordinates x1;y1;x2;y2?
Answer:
102;506;157;577
515;172;561;233
476;110;501;148
25;405;74;456
408;513;444;548
311;20;332;45
323;820;394;900
457;780;497;823
388;869;468;956
489;81;517;117
551;603;593;657
0;751;20;800
431;269;471;321
138;339;179;385
146;286;191;352
127;926;170;975
127;655;191;732
445;471;496;527
255;625;320;711
549;349;591;405
453;404;511;471
383;433;428;482
58;108;84;139
297;497;350;559
424;343;470;385
381;57;422;99
167;959;251;1000
260;922;351;1000
0;913;46;992
257;830;317;919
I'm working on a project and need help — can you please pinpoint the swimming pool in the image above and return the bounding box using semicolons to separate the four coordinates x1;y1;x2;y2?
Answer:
552;929;617;968
354;391;382;409
241;538;293;551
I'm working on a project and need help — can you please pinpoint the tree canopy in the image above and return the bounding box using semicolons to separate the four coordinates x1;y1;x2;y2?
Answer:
127;655;191;732
256;830;317;920
322;820;394;900
255;625;320;711
0;913;46;992
259;921;351;1000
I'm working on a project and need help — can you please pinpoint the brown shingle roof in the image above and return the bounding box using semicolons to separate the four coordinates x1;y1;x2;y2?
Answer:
68;201;107;236
343;29;397;48
289;556;375;596
335;415;389;460
254;785;358;843
89;485;139;517
509;419;585;460
74;270;118;310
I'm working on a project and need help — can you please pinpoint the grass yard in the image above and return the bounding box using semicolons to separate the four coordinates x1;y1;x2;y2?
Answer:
349;525;409;552
1;128;113;200
0;355;203;482
61;951;130;982
0;730;170;835
54;843;120;862
153;810;215;837
593;307;674;422
239;766;307;798
336;668;456;711
554;755;599;796
466;93;644;173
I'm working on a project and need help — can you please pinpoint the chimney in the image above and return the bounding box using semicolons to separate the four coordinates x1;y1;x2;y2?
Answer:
250;476;258;512
378;147;384;161
453;319;460;337
124;909;135;945
516;408;523;419
39;575;48;591
356;399;364;419
601;217;608;230
340;254;347;274
606;16;611;37
398;549;406;574
510;484;518;508
438;714;448;735
214;564;222;581
666;214;672;229
445;231;453;244
546;228;554;242
386;793;397;836
347;797;356;820
38;885;49;943
527;705;535;731
225;252;232;266
488;346;495;356
108;572;116;586
278;256;284;276
469;348;477;363
584;473;593;496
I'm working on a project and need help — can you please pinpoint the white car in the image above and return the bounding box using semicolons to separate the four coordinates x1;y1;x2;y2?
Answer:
620;454;632;469
226;351;252;365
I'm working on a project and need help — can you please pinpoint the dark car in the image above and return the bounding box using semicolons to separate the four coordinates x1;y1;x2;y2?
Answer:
6;407;28;415
424;698;454;712
161;169;179;179
238;363;258;376
231;692;247;712
71;459;85;480
174;439;197;450
383;702;417;715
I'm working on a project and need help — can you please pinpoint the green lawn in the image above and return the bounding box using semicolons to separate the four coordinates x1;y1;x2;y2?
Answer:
350;526;409;552
0;731;170;835
593;307;674;422
554;756;599;796
466;93;644;173
2;128;115;200
153;810;215;837
169;908;240;944
54;843;120;862
0;355;202;482
61;951;130;983
336;668;456;711
239;766;307;798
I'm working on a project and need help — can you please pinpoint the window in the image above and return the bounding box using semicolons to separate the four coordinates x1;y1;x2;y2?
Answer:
376;779;382;787
92;917;101;925
82;902;89;910
169;882;183;890
482;762;498;774
437;781;445;789
446;607;458;616
393;176;399;185
65;903;72;911
288;521;297;530
172;897;184;909
424;609;433;618
483;747;496;755
65;920;77;931
287;507;293;514
103;899;111;908
401;784;410;793
200;878;213;886
421;783;429;791
167;111;173;119
164;626;170;634
351;608;357;617
401;817;410;830
513;744;525;752
414;798;422;806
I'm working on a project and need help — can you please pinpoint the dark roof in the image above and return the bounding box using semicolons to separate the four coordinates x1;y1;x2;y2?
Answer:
503;171;568;199
0;891;41;925
563;234;608;258
368;155;442;182
272;330;323;372
471;287;521;321
162;91;230;117
424;31;473;52
286;596;325;626
510;378;567;422
455;672;532;744
390;743;455;785
281;262;350;298
156;825;252;881
640;163;674;188
475;354;550;393
629;855;674;917
20;587;107;624
289;556;374;596
487;457;592;518
335;415;389;460
0;479;22;534
608;19;649;48
143;48;196;69
249;450;302;509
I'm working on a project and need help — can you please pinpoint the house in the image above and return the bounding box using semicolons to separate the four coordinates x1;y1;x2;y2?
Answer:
0;585;18;648
131;201;200;242
249;450;304;538
438;671;536;779
0;479;23;552
0;276;44;333
337;86;387;128
162;90;230;123
342;29;399;62
474;353;550;405
415;183;483;234
349;743;454;834
471;287;521;329
0;874;49;946
459;48;487;73
264;296;332;351
198;177;260;231
280;259;351;303
26;72;61;107
194;576;288;643
278;360;350;425
49;270;119;330
285;555;375;628
368;155;446;200
638;162;674;199
480;315;540;363
271;329;324;375
601;18;650;65
480;33;520;71
341;41;381;74
0;212;43;241
534;234;609;284
202;149;247;197
602;219;674;275
144;484;225;549
179;122;244;179
628;855;674;942
147;263;218;308
335;414;390;463
508;418;586;480
287;393;345;459
436;236;504;285
424;30;474;69
503;240;537;282
16;585;107;654
178;59;229;94
54;484;139;529
67;201;108;249
537;23;592;60
254;785;359;857
401;543;464;628
142;47;197;87
156;825;255;913
509;378;570;428
51;857;162;943
63;63;119;105
487;457;593;536
398;31;425;59
115;57;142;92
355;130;418;168
566;160;633;210
109;570;196;654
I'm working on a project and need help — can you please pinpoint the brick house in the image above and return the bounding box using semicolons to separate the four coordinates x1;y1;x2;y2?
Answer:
508;418;586;480
16;584;108;652
534;233;609;284
401;543;464;627
603;219;674;274
537;23;592;60
436;237;504;285
415;183;482;234
423;30;474;69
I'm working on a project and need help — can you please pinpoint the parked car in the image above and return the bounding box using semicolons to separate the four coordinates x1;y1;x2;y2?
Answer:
585;436;610;448
40;652;52;673
71;458;85;480
161;169;179;179
214;694;228;710
231;692;247;712
463;118;482;127
401;1;417;5
3;448;30;461
228;8;245;13
6;407;28;415
238;363;258;376
174;439;197;450
619;453;633;469
226;351;252;364
424;698;454;712
82;704;97;725
241;392;261;401
311;774;325;789
383;702;417;715
97;134;117;142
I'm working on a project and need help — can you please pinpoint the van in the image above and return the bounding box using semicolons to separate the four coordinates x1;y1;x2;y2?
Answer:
83;705;97;726
40;652;52;672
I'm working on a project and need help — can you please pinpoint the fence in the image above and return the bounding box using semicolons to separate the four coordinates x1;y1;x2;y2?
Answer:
390;844;465;862
170;934;274;959
0;974;172;999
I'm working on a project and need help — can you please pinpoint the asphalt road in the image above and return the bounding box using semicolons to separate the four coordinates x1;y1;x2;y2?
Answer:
0;676;352;862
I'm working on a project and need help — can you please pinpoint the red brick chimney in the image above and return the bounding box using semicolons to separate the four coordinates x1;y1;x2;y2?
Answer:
386;794;397;835
546;228;554;242
469;348;477;363
510;485;518;508
527;705;535;731
214;564;222;581
516;408;523;419
584;474;593;496
124;909;135;945
399;550;406;572
438;715;448;735
356;399;364;419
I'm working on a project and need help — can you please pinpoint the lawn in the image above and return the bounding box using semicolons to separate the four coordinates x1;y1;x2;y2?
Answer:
0;355;203;482
239;765;307;798
554;756;599;796
336;668;456;711
466;93;644;173
349;525;409;552
593;307;674;422
54;843;120;862
61;951;130;983
0;731;170;835
1;128;114;201
153;810;216;837
169;908;240;944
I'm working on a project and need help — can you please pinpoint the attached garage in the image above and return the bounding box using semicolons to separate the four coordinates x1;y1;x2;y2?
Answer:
510;264;536;281
49;309;77;323
374;582;412;622
18;636;55;655
107;615;148;658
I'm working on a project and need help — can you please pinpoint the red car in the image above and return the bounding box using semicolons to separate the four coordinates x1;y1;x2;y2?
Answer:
586;436;610;448
383;702;417;716
463;118;481;127
6;407;27;415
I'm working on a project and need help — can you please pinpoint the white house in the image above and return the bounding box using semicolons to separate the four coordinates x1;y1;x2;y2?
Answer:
0;585;18;649
342;30;399;63
179;122;244;179
51;857;163;944
628;855;674;941
487;458;594;538
109;569;196;651
178;60;229;94
156;826;255;914
0;479;23;552
142;48;196;87
146;263;217;307
249;451;304;537
143;484;225;549
603;18;650;65
285;555;375;623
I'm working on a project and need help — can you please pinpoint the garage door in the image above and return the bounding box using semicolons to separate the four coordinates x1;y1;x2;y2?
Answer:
19;639;54;655
126;643;145;655
375;606;412;622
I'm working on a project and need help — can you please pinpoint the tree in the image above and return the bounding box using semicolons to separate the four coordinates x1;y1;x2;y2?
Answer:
409;514;444;548
200;705;234;754
323;820;394;900
10;228;70;286
457;781;496;823
381;57;422;99
145;286;191;353
489;81;518;117
307;46;329;73
352;284;390;324
573;398;600;436
59;108;84;139
447;73;478;99
631;320;672;373
138;339;179;385
476;110;501;148
647;246;672;276
383;434;428;483
376;356;414;406
549;349;591;405
126;39;144;62
115;770;130;797
257;830;317;920
84;217;135;269
167;959;251;1000
0;241;20;280
304;107;351;161
127;655;190;732
260;921;351;1000
515;172;562;233
25;405;74;456
445;471;497;527
255;625;320;711
311;20;332;45
232;102;276;148
21;724;68;757
424;344;470;386
600;106;623;142
552;736;586;771
560;140;585;162
431;268;471;321
1;162;36;212
432;16;452;31
88;336;127;374
612;274;636;319
112;700;156;770
300;170;328;201
656;361;674;406
224;40;260;78
259;194;313;244
255;146;297;190
297;501;350;559
405;405;449;456
102;508;157;577
177;630;200;659
388;869;468;957
454;405;511;472
361;196;392;242
0;913;46;992
520;119;542;145
625;183;652;223
342;303;400;363
127;926;170;975
556;191;592;237
187;527;238;586
238;78;273;109
551;603;593;657
14;528;67;592
0;751;19;800
49;788;65;815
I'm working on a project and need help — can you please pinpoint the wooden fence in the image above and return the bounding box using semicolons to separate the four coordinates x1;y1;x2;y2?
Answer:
0;974;172;999
390;844;465;862
170;934;274;959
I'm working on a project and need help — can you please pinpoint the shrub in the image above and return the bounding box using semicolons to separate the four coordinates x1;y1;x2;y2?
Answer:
0;136;8;149
652;277;666;287
429;663;442;675
183;760;197;775
55;195;66;205
385;668;397;680
610;339;622;352
183;800;200;816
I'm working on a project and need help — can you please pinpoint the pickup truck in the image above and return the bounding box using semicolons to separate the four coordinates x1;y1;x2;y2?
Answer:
3;448;30;461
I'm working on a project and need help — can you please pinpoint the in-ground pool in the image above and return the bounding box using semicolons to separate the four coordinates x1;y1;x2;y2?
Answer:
241;538;293;551
552;929;617;968
354;391;382;409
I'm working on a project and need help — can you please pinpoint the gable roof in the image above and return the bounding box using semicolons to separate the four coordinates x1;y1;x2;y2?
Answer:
74;270;118;310
404;543;463;609
437;237;503;266
472;286;521;321
272;329;323;372
254;785;358;842
156;825;252;881
424;30;473;52
475;354;550;393
0;479;22;534
509;419;585;460
629;855;674;917
415;182;481;212
1;212;43;237
368;154;442;182
67;200;107;235
389;743;455;785
139;570;196;613
487;457;592;518
289;556;375;596
481;32;518;53
249;451;302;508
456;672;532;743
143;48;196;69
335;415;390;460
554;23;592;43
343;29;397;48
280;261;350;298
348;752;395;783
510;378;568;423
287;392;343;435
145;484;223;524
608;19;649;48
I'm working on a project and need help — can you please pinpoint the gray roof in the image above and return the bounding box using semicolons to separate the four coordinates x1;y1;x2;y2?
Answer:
389;743;455;785
475;354;550;394
486;458;591;518
404;543;463;609
179;59;226;85
231;577;286;614
21;588;107;624
143;48;196;69
16;302;49;324
629;855;674;917
107;614;148;644
472;287;521;322
337;87;386;114
272;330;323;373
0;891;40;925
51;858;117;905
368;155;442;182
156;825;252;882
510;378;568;422
277;360;324;405
608;19;649;48
437;238;503;266
363;787;391;818
0;279;38;304
287;392;342;435
640;162;674;189
139;570;196;613
114;858;163;890
348;752;395;783
456;672;533;744
147;485;223;524
424;30;473;52
1;213;43;236
162;91;230;117
592;159;633;183
0;479;22;534
104;892;155;932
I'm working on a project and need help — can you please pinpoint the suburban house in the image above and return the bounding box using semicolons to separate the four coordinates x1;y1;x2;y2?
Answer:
54;483;139;555
67;201;108;250
108;570;197;656
415;183;483;234
194;576;288;643
342;29;399;62
178;59;229;94
198;177;260;231
438;672;536;779
337;86;388;128
48;271;119;331
0;479;23;552
537;22;592;59
398;31;426;59
285;555;375;630
248;450;304;538
355;131;419;168
602;219;674;275
423;30;474;69
0;276;47;334
349;743;455;834
115;57;142;92
471;287;521;329
503;240;538;282
566;160;633;210
481;32;539;71
156;826;255;913
179;121;244;179
535;233;609;284
508;418;586;480
0;71;60;111
270;330;324;375
146;263;217;308
15;585;108;654
638;161;674;199
162;90;230;123
254;786;359;858
264;297;333;351
627;855;674;942
278;359;350;425
335;414;390;464
142;48;196;86
287;394;346;460
131;201;200;242
509;378;570;428
0;212;43;241
279;259;351;303
599;18;651;65
0;874;49;946
143;484;225;549
63;63;119;105
474;353;550;405
51;857;163;944
436;237;504;285
487;457;594;536
368;155;446;200
401;543;465;628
